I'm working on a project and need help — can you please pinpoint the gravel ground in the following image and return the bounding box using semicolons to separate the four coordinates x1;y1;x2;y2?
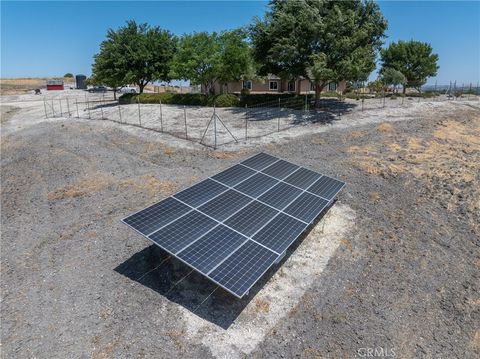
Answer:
1;94;479;358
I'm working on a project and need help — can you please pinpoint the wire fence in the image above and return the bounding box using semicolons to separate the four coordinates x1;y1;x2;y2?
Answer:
43;88;479;149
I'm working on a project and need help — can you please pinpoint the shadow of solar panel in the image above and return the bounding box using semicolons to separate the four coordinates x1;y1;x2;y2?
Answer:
123;197;190;235
148;211;218;253
284;167;322;189
253;213;308;254
284;192;329;223
211;164;256;187
198;190;251;221
177;225;246;274
174;179;227;207
241;152;279;170
262;160;299;180
234;172;279;198
209;240;278;297
307;176;345;200
224;201;279;237
258;182;303;210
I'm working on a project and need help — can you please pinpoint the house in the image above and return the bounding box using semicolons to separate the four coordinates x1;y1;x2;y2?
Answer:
206;75;347;95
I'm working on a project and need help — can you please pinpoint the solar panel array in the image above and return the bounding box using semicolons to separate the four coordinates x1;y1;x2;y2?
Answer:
122;153;345;298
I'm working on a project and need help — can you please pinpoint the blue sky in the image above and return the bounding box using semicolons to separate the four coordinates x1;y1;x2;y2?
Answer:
1;1;479;85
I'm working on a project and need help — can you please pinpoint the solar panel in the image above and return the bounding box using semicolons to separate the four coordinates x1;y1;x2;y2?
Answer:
173;179;228;207
234;172;279;198
307;175;345;200
208;240;279;298
122;152;345;298
211;164;256;187
258;182;303;210
252;214;308;254
261;159;299;180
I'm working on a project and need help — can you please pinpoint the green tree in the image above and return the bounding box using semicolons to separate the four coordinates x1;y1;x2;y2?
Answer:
64;73;74;78
379;67;406;93
367;79;383;93
217;29;255;93
92;20;177;95
172;32;221;94
250;0;387;106
380;40;439;93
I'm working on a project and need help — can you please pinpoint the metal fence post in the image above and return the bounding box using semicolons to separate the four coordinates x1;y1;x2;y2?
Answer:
66;97;71;117
75;99;79;118
59;99;63;116
245;104;248;140
118;103;122;123
159;100;163;132
278;98;281;132
137;96;141;126
214;105;217;149
184;105;188;139
43;97;48;118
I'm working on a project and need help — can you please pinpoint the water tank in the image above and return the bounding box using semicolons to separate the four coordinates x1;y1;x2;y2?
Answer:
76;75;87;89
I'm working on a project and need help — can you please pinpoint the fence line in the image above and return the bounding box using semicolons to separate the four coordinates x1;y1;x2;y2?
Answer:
42;91;479;149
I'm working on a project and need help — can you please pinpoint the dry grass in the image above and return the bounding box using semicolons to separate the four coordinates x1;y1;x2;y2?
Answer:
349;116;480;232
47;173;177;201
163;330;186;352
253;298;271;314
0;77;74;94
377;122;394;133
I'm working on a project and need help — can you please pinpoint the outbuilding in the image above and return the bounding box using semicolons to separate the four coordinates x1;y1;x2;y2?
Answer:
46;79;64;91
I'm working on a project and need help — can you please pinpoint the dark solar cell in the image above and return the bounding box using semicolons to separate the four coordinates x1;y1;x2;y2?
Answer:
261;160;299;180
148;211;218;253
253;214;308;254
258;182;303;210
284;167;322;189
224;201;278;237
307;175;345;200
211;164;256;187
241;153;279;171
174;179;228;207
234;173;279;198
198;190;252;222
284;192;329;223
123;197;190;235
209;240;278;297
177;225;246;274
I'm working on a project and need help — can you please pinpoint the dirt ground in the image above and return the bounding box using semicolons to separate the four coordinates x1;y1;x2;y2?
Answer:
1;92;479;358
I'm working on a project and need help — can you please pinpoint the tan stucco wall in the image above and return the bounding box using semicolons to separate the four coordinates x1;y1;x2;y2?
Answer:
208;79;347;95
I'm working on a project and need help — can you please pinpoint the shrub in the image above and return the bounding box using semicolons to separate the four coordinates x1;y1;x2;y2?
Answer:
239;93;298;107
119;92;239;107
208;93;239;107
64;73;74;78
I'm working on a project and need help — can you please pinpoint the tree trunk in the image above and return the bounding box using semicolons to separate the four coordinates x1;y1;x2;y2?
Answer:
315;82;322;108
113;89;117;101
139;83;145;94
403;85;406;95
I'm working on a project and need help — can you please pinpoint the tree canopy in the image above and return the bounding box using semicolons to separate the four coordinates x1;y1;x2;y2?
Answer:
250;0;387;105
92;20;177;94
379;67;407;92
380;40;439;92
172;29;253;94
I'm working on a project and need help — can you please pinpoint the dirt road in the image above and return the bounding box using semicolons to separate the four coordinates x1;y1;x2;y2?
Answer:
1;96;479;358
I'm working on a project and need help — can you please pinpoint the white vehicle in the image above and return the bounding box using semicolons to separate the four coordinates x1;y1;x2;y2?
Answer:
119;86;137;93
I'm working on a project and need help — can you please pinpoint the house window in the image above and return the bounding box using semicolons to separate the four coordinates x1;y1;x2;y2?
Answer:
328;82;337;91
269;81;278;91
242;80;252;90
287;81;296;92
